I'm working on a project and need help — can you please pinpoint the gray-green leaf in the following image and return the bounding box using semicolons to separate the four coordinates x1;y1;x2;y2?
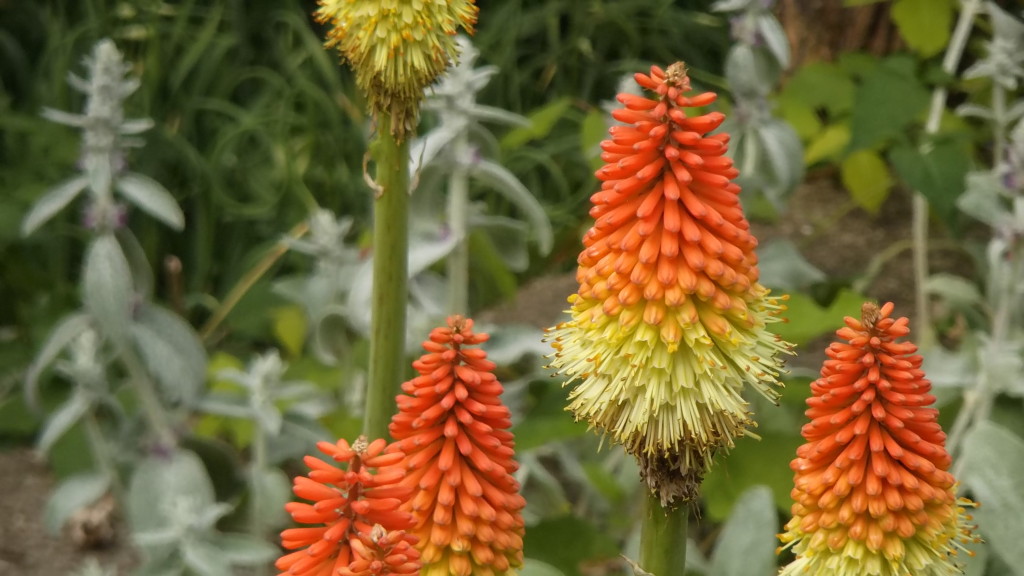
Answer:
115;172;184;230
960;420;1024;574
37;391;91;454
131;304;207;407
470;159;553;255
25;312;93;409
82;234;134;344
21;175;90;236
709;486;778;576
43;471;111;535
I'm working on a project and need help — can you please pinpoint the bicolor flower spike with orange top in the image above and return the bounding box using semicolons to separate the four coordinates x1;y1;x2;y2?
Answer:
389;317;525;576
276;437;420;576
547;62;791;505
778;302;980;576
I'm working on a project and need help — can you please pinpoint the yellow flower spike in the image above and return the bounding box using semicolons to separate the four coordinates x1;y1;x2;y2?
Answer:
546;63;792;507
315;0;478;139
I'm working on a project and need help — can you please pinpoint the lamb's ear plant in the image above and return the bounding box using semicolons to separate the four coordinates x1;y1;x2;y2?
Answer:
713;0;803;213
918;3;1024;572
21;38;275;574
411;34;553;315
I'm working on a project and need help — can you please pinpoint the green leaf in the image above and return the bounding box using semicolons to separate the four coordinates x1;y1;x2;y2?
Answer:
709;486;778;576
889;137;971;225
581;109;607;171
182;539;230;576
891;0;954;58
848;57;929;151
840;149;892;214
523;515;619;576
44;471;111;535
129;450;216;536
82;234;133;344
501;97;572;150
772;288;867;347
115;172;184;230
778;62;855;115
702;432;802;521
804;123;851;165
251;466;291;529
21;174;89;236
960;420;1024;574
272;305;308;358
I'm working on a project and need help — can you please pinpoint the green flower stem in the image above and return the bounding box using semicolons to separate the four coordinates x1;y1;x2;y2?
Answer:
83;409;123;499
364;114;410;440
446;130;471;315
912;0;982;347
639;491;688;575
251;425;269;576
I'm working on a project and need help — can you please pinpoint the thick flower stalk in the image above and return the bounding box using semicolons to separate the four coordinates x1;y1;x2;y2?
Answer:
276;437;420;576
389;317;525;576
547;62;790;505
315;0;478;138
778;302;980;576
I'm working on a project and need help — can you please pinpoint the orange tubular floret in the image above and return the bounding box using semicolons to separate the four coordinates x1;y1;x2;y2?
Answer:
389;317;525;575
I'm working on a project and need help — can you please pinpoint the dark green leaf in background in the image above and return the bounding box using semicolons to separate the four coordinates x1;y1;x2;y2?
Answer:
889;137;971;226
848;57;930;152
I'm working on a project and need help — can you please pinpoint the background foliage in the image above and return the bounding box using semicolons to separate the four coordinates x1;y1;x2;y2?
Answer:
2;0;1023;575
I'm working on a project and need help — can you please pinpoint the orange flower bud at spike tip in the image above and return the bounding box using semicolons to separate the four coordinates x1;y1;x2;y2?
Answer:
389;317;525;576
778;302;980;576
275;437;420;576
546;63;792;506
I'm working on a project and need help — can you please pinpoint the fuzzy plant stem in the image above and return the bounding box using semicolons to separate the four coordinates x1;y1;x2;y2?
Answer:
446;129;471;315
948;79;1013;463
365;115;410;440
639;492;688;575
121;345;177;450
250;424;270;575
912;0;982;347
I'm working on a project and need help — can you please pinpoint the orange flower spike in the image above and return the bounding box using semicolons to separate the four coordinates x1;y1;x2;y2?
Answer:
276;437;417;576
779;302;980;576
389;316;525;576
340;524;421;576
547;62;791;506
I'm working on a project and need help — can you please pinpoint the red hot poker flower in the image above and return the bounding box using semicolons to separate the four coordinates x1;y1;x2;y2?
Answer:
276;437;418;576
340;524;421;576
779;302;979;576
389;316;525;576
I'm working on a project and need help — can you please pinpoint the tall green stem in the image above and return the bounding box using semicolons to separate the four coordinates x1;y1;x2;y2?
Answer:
365;116;410;440
911;0;982;347
121;345;176;450
446;130;471;315
639;492;688;575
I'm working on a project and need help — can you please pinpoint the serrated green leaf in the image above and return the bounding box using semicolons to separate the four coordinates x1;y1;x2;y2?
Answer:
804;123;851;165
21;174;89;236
841;149;892;213
779;62;855;115
82;234;133;344
889;137;971;225
891;0;954;58
709;486;778;576
848;57;929;151
43;471;111;535
115;173;184;230
960;420;1024;574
